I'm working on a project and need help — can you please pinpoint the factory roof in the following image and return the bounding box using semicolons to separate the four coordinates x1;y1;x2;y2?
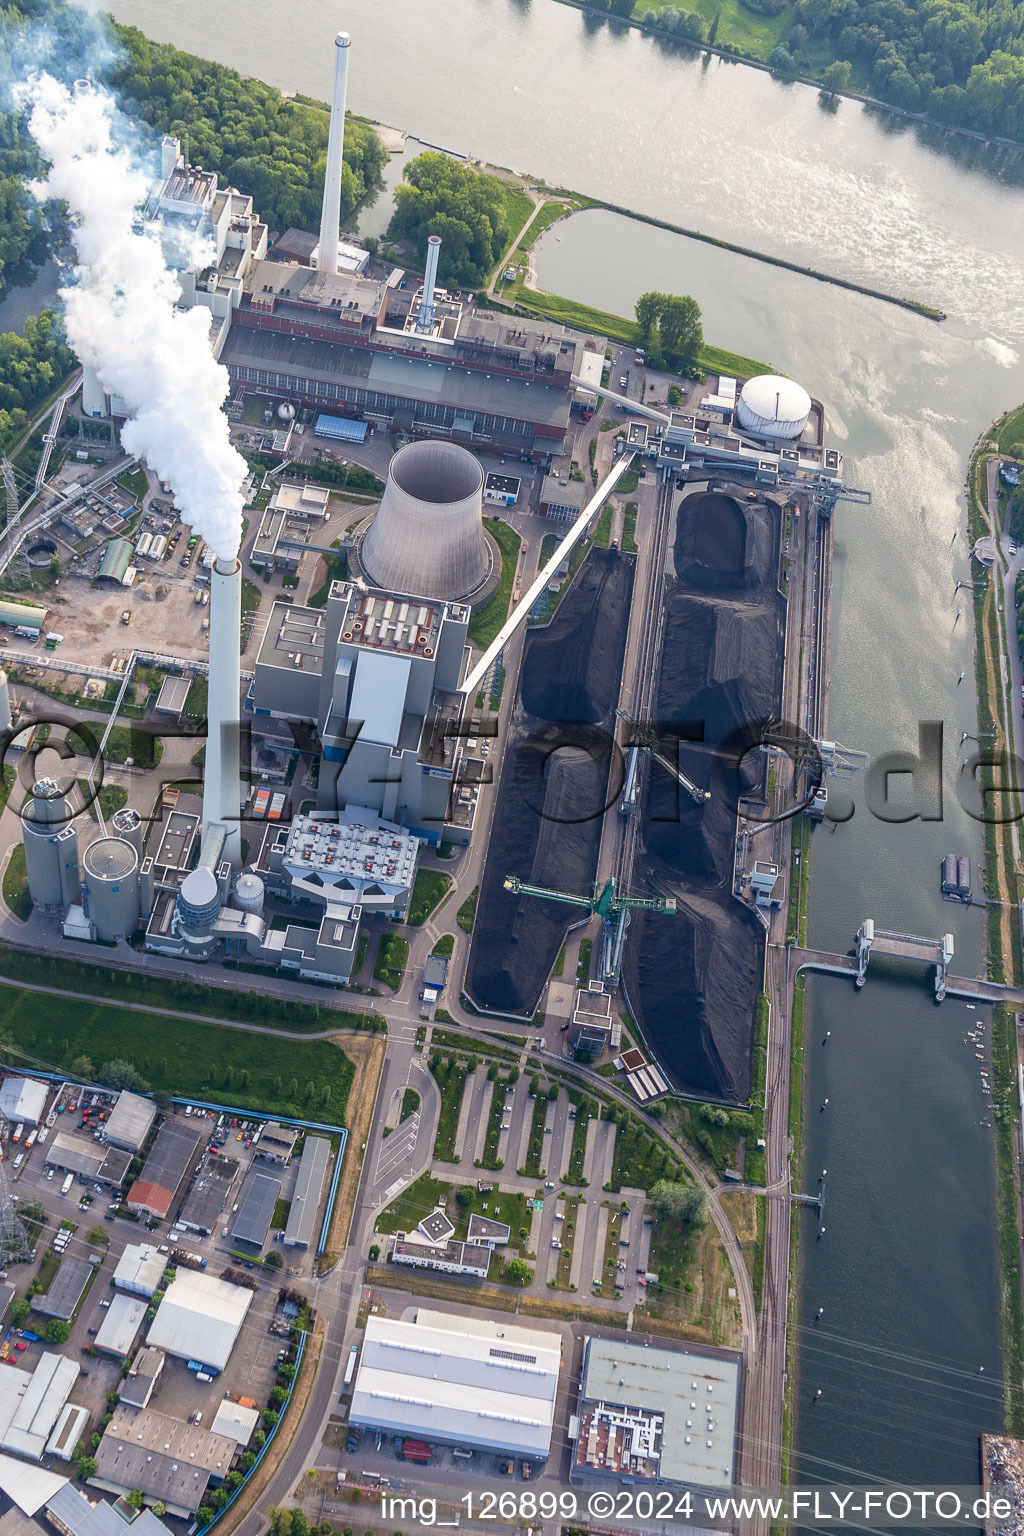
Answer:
576;1336;738;1490
32;1259;92;1321
540;472;587;512
0;1354;79;1461
0;601;46;635
146;1271;253;1373
210;1400;260;1448
94;1295;147;1357
221;327;571;432
0;1077;47;1126
44;1133;105;1180
113;1244;166;1298
104;1091;157;1151
92;1407;234;1516
283;1135;330;1249
126;1121;201;1218
417;1209;455;1244
257;1122;297;1161
231;1168;281;1248
244;259;384;321
44;1402;89;1462
119;1348;164;1410
0;1286;14;1326
255;603;325;676
314;413;368;443
96;540;134;584
333;584;446;657
153;677;190;718
45;1485;171;1536
351;1313;560;1458
0;1454;67;1515
281;814;418;906
484;472;521;497
179;1160;237;1235
268;482;330;517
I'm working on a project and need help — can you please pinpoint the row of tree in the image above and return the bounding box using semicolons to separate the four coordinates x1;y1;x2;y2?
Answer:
387;152;515;289
0;311;75;451
634;289;704;371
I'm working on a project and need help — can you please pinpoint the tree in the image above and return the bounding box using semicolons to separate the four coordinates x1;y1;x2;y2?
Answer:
126;1492;145;1512
264;1249;284;1268
502;1258;533;1286
708;5;723;41
98;1059;150;1093
388;153;514;288
196;1509;215;1530
455;1185;475;1209
291;1512;310;1536
151;1505;166;1519
667;384;683;407
820;58;852;90
70;1055;95;1082
9;1298;29;1327
268;1510;293;1536
648;1180;709;1226
45;1319;71;1345
76;1456;98;1479
86;1225;109;1246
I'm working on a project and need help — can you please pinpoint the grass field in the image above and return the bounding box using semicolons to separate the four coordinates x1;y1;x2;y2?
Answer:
997;403;1024;456
373;931;409;989
407;868;452;926
467;520;522;649
593;504;613;547
622;501;638;553
430;1056;469;1162
639;0;791;53
374;1172;451;1235
117;467;150;503
457;888;478;933
1;984;355;1122
2;848;30;921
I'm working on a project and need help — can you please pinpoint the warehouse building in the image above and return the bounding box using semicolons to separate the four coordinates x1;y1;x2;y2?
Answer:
256;1123;297;1166
0;1078;47;1127
146;1271;253;1374
571;1337;739;1491
0;1354;80;1461
282;1135;330;1250
231;1169;281;1250
210;1400;260;1449
94;1297;147;1359
103;1093;157;1153
113;1245;166;1300
91;1407;235;1517
31;1261;92;1322
45;1403;90;1463
350;1310;561;1459
178;1161;237;1235
45;1483;172;1536
125;1122;201;1220
118;1349;164;1411
43;1136;131;1189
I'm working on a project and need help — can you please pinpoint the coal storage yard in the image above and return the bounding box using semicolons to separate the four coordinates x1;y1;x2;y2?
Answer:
466;547;635;1017
622;491;785;1103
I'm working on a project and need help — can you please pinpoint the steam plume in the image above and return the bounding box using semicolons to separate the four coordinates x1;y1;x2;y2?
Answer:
17;73;245;562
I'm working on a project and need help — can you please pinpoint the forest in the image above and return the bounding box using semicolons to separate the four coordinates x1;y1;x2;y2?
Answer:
0;310;74;450
387;153;518;288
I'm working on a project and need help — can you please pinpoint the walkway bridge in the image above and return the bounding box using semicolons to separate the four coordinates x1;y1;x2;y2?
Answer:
793;920;1016;1005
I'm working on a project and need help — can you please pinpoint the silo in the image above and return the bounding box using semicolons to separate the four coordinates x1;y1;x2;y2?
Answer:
361;441;488;602
82;837;140;941
22;778;78;909
736;374;811;440
110;806;144;855
176;865;222;934
233;871;265;916
0;670;12;734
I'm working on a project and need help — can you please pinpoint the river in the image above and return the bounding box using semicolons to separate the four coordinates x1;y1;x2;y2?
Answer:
103;0;1024;1494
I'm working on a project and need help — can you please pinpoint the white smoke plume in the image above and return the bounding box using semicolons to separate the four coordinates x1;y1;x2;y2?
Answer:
16;72;246;562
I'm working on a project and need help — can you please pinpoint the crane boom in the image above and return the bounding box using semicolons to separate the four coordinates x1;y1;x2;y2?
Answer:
614;711;710;805
503;875;676;917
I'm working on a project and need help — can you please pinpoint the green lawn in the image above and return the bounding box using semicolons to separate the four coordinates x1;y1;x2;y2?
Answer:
1;984;355;1122
375;1172;451;1235
400;1088;420;1122
373;931;409;988
433;934;456;958
407;868;452;926
640;0;792;53
608;1113;684;1192
3;847;30;921
240;578;262;619
467;520;522;650
563;1096;592;1186
522;1091;550;1179
429;1056;469;1162
481;1074;510;1170
456;888;478;933
997;404;1024;456
86;783;129;822
622;502;638;554
117;467;149;503
593;504;613;547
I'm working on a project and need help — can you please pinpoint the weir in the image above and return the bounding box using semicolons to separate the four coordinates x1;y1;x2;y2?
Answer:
793;923;1015;1005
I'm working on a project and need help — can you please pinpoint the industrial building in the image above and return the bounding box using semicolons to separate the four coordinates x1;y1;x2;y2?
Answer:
145;1271;253;1374
0;1354;81;1461
231;1168;281;1250
91;1407;235;1518
210;1401;260;1449
103;1093;157;1153
118;1349;164;1411
390;1235;491;1279
568;986;617;1061
125;1122;201;1220
43;1136;130;1189
350;1310;561;1459
152;677;190;719
31;1261;92;1322
178;1161;237;1235
282;1135;330;1250
571;1337;739;1491
0;1078;47;1128
483;472;520;506
44;1404;90;1464
44;1484;171;1536
93;1296;147;1358
113;1245;166;1299
256;1123;297;1166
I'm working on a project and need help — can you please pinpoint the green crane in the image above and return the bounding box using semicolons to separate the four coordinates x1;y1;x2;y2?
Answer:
502;875;676;917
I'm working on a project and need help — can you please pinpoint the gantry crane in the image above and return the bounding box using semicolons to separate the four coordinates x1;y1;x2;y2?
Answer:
502;875;677;918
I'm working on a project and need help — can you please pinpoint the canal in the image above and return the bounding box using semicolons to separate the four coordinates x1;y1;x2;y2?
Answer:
99;0;1024;1489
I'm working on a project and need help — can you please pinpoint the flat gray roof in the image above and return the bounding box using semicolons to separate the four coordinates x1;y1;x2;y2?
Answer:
104;1091;157;1150
283;1135;330;1248
179;1160;237;1235
232;1168;281;1248
32;1259;92;1320
154;676;190;716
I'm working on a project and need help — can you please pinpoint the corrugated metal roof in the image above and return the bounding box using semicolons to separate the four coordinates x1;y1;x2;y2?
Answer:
283;1135;330;1249
146;1271;252;1373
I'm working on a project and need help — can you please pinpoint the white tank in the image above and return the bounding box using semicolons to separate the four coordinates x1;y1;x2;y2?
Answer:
83;837;140;941
736;374;812;440
0;669;12;734
233;871;265;915
361;440;488;602
21;779;79;909
277;403;296;422
110;806;144;855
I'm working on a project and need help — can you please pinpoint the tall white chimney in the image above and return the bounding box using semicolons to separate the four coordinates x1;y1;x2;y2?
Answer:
203;556;242;869
416;235;442;333
317;32;351;278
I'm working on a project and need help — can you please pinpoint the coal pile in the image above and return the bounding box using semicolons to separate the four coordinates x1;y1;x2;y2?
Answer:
622;491;784;1103
466;548;634;1017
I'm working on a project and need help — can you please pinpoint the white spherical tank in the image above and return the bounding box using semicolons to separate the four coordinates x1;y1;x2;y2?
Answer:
277;402;296;422
361;440;488;601
83;837;140;941
736;374;812;440
233;870;265;916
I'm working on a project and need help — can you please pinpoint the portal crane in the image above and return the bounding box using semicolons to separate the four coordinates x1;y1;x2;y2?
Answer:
502;875;677;918
615;710;710;806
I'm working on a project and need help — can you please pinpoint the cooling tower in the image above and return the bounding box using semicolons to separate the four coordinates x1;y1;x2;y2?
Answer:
361;441;488;602
202;557;242;868
83;837;139;941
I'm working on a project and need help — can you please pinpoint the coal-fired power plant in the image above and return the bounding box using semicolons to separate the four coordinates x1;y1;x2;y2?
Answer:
316;32;351;278
202;557;243;867
360;440;489;602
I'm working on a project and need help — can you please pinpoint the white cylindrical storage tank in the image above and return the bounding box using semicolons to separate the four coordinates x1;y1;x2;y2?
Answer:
361;440;488;602
110;806;144;856
21;779;76;909
736;374;811;440
0;669;12;734
233;871;265;916
83;837;140;941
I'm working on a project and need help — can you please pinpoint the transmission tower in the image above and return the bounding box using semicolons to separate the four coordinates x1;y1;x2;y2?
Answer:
0;1120;31;1264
